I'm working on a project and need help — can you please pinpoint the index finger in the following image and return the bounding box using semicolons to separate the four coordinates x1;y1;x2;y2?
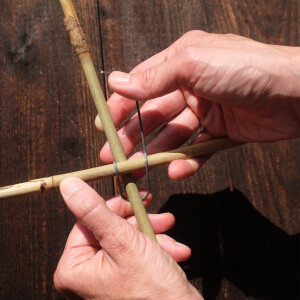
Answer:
95;31;202;131
95;48;171;132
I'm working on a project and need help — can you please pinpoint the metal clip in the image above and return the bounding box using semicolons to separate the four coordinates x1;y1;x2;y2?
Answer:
113;101;150;201
101;70;151;201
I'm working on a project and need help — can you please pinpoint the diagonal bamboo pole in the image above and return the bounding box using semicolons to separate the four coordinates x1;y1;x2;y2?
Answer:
0;138;243;199
59;0;156;240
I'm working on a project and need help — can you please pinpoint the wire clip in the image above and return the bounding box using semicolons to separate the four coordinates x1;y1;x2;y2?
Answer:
101;70;151;201
113;101;150;201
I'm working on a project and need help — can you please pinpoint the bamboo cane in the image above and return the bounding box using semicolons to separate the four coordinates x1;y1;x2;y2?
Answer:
59;0;156;240
0;138;242;199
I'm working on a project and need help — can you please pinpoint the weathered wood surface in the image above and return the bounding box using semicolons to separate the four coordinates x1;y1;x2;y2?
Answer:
0;1;111;299
0;0;299;299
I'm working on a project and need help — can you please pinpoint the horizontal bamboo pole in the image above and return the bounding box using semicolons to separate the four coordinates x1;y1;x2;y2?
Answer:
0;138;242;199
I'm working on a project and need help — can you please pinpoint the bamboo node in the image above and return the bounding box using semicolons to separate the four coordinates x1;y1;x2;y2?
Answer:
0;185;12;191
40;180;46;192
64;16;90;54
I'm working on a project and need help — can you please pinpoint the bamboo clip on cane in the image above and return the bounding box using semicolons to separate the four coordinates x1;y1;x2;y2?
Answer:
59;0;157;240
0;0;243;241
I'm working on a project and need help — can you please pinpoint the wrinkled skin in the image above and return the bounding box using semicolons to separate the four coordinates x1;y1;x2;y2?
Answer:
96;31;300;180
55;31;300;299
54;178;202;300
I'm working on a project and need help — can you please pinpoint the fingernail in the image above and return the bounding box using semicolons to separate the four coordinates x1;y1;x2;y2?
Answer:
109;71;130;85
60;177;84;200
175;241;188;249
95;114;103;131
130;151;144;160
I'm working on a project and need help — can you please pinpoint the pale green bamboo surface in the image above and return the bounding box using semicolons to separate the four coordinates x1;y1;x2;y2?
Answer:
59;0;158;239
0;138;242;199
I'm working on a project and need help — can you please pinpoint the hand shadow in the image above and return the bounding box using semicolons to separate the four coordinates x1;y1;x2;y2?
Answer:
159;189;299;300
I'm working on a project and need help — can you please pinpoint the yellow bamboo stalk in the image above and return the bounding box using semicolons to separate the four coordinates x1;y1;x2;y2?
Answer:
58;0;158;239
0;138;242;199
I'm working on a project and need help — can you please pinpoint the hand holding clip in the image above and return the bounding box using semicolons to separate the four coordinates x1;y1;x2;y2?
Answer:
97;30;300;180
54;177;201;300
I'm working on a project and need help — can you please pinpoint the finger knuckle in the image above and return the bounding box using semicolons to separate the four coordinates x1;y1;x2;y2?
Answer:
79;197;101;222
53;268;72;292
182;30;207;41
105;221;140;257
171;31;201;52
180;47;203;86
139;67;157;92
182;46;199;60
224;32;239;39
107;197;128;216
71;188;101;221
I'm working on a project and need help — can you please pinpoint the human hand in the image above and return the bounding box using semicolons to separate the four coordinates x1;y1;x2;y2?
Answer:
54;177;202;300
96;31;300;180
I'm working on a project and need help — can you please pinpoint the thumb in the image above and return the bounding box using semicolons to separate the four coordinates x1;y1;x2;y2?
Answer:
60;177;127;257
108;47;200;101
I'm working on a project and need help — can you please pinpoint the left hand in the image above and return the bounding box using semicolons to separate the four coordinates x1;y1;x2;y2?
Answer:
54;177;202;300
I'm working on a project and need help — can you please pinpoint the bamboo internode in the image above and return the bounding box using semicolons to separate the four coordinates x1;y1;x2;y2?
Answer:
59;0;156;240
0;138;242;199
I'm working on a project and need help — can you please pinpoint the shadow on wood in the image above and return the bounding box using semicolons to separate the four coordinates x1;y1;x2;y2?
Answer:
160;189;299;300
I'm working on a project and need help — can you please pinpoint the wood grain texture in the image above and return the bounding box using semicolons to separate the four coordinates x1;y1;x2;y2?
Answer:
0;0;112;298
0;0;299;299
99;1;299;300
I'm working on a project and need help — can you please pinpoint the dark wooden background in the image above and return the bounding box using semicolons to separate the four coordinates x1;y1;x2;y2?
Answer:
0;0;299;299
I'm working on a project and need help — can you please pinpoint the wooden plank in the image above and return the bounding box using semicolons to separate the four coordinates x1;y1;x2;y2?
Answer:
0;0;112;298
0;0;298;299
98;1;299;299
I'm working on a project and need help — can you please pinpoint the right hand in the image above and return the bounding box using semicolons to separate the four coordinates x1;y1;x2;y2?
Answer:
97;31;300;180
